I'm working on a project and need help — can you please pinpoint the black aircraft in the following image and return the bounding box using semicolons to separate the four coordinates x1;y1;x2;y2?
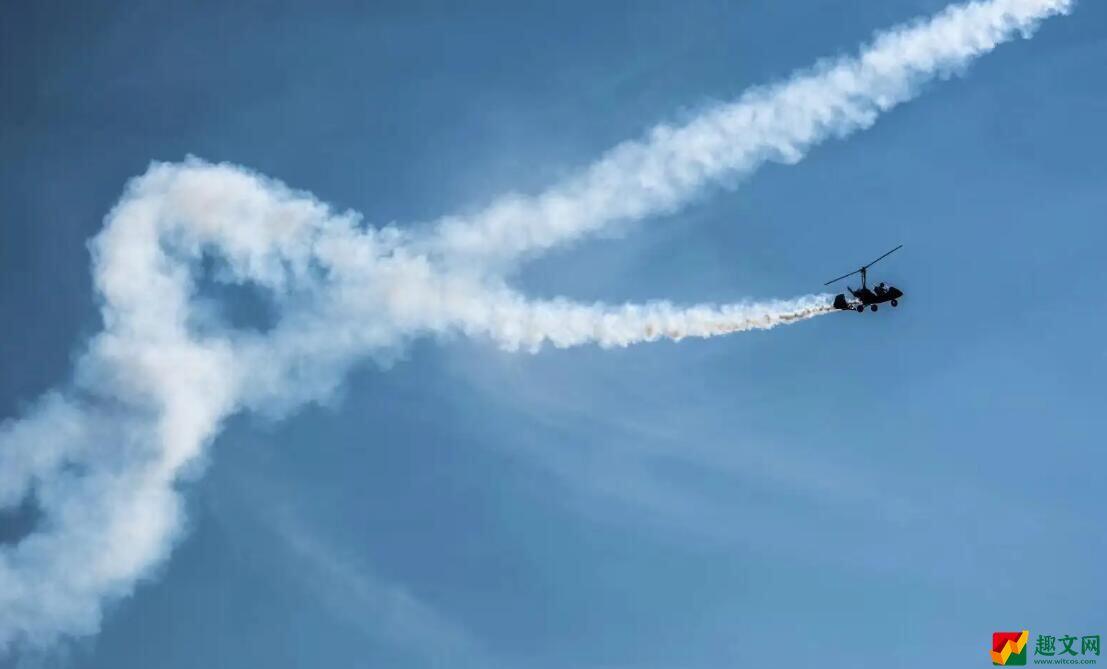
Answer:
824;245;904;313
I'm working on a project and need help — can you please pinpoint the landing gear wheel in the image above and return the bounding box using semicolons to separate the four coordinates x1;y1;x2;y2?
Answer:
891;299;898;307
870;304;878;312
856;305;865;313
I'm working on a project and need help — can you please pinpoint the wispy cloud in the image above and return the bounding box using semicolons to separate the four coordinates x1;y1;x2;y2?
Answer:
257;504;486;668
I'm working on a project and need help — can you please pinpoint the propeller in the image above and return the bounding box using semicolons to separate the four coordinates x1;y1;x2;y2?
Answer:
824;244;902;286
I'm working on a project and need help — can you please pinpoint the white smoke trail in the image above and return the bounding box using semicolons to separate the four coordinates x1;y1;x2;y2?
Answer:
0;0;1071;654
426;0;1072;265
456;290;836;352
0;160;833;651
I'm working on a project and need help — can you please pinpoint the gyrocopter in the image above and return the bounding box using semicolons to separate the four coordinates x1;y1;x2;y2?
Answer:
824;245;904;313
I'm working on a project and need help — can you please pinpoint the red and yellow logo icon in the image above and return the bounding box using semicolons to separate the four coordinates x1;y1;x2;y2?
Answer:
992;631;1029;666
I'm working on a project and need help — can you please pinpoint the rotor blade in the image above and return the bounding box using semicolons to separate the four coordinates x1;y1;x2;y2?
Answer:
824;269;860;286
862;244;903;270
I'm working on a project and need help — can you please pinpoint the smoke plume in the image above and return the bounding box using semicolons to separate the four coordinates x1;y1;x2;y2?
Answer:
427;0;1074;265
0;0;1071;652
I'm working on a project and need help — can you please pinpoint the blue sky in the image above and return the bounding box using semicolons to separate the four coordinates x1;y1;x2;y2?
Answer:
1;1;1105;667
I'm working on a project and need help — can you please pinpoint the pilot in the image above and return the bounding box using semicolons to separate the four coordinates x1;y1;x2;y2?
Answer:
874;282;887;297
